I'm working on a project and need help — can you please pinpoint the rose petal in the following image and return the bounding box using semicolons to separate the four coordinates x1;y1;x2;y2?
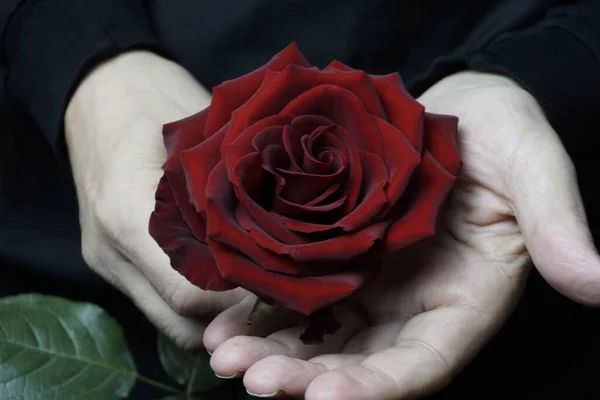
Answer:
205;163;321;276
261;64;387;118
275;166;344;205
273;192;347;221
315;67;386;118
324;60;354;72
305;182;342;206
274;129;348;211
337;151;389;231
230;154;307;245
204;42;310;138
384;152;457;252
423;113;461;177
234;207;341;275
371;73;425;152
226;114;292;177
236;204;387;263
262;144;291;173
232;151;347;222
162;109;210;240
284;115;335;171
163;108;209;156
219;68;286;161
252;127;285;151
150;174;234;291
180;124;229;215
280;84;385;158
374;117;421;204
207;238;365;315
270;150;387;233
313;125;362;213
224;64;386;157
314;62;389;118
207;159;370;280
301;126;349;174
274;213;341;233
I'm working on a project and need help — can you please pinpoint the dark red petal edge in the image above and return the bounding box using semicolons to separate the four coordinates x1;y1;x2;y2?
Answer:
423;113;461;177
204;43;311;138
374;117;421;205
180;125;229;215
149;174;234;291
208;237;364;315
384;152;457;252
162;109;210;241
206;163;366;282
371;73;425;153
236;205;388;263
337;151;389;231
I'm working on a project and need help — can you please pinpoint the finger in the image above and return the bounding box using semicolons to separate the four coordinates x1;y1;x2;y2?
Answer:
103;175;247;317
240;317;405;396
94;245;209;351
243;354;366;398
210;305;365;379
126;227;246;316
305;306;489;400
509;129;600;306
203;296;306;352
243;324;400;399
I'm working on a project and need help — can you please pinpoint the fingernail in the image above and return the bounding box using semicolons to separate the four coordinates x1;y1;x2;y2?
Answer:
215;372;242;379
246;389;279;398
206;349;212;356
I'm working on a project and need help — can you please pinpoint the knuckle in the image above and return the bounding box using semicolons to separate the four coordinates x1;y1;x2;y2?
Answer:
262;355;315;376
227;335;255;350
163;279;198;316
94;199;118;234
80;239;122;290
559;151;577;178
80;230;103;271
81;241;99;269
261;354;290;368
95;198;135;246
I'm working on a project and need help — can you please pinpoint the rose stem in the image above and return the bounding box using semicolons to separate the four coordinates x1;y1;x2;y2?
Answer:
246;298;263;325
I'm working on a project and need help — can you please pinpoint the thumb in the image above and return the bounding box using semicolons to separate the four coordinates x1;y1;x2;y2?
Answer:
510;130;600;306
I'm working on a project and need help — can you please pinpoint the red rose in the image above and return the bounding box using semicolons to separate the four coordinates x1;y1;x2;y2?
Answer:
150;43;460;317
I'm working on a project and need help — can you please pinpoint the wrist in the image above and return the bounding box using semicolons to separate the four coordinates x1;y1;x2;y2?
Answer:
65;50;211;137
420;70;537;112
67;50;181;108
435;71;521;93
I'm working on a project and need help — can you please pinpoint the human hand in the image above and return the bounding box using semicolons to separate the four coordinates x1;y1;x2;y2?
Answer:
65;51;248;349
204;71;600;399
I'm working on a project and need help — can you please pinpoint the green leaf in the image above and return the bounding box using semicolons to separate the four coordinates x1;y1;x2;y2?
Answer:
0;294;136;400
158;333;224;395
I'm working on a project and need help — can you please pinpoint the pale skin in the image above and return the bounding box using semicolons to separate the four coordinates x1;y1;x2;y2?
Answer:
66;51;600;399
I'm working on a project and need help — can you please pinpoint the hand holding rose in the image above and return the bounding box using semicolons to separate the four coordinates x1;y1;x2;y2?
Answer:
64;51;249;350
65;48;600;400
205;72;600;399
149;44;461;343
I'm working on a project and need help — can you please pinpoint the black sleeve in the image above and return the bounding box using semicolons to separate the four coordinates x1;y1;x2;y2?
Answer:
0;0;164;156
466;1;600;138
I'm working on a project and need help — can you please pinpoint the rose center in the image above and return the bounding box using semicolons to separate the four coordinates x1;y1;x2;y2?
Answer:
251;120;350;222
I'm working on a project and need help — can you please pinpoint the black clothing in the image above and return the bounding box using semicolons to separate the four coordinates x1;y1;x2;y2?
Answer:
1;1;600;399
2;0;600;283
2;1;600;154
